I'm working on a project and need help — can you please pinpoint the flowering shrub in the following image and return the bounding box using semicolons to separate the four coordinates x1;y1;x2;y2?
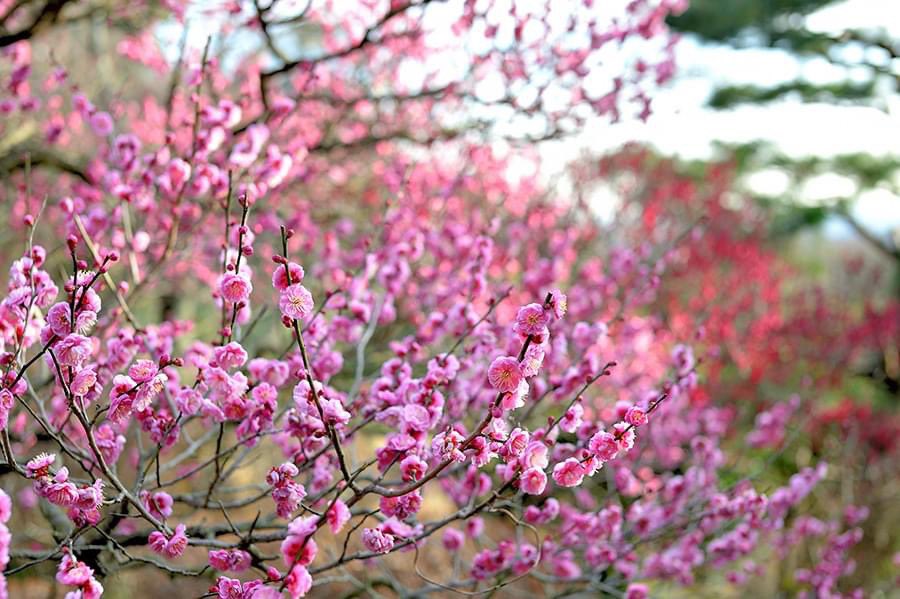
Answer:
0;1;897;598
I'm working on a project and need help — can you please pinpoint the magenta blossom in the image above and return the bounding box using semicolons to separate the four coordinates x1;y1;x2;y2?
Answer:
487;356;523;393
148;523;189;559
279;283;314;320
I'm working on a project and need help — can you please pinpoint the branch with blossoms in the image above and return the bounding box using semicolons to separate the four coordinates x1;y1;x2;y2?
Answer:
0;190;685;598
0;2;886;598
0;185;861;599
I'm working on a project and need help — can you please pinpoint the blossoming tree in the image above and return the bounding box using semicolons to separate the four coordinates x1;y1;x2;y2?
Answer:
0;1;896;598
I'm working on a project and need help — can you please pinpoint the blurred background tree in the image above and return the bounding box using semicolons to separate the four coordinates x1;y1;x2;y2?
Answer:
667;0;900;275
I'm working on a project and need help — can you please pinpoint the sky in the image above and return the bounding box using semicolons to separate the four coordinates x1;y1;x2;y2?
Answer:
158;0;900;239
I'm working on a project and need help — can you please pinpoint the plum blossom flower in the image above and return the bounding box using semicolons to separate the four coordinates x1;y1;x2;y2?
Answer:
272;263;305;291
552;458;587;487
432;429;466;462
220;273;252;303
285;564;312;598
625;583;649;599
321;397;351;426
500;379;529;411
148;523;189;558
443;528;465;551
37;466;78;506
488;356;523;393
280;516;318;567
501;428;529;461
560;403;584;433
514;303;550;337
0;488;11;523
56;549;104;598
362;528;395;554
46;302;96;335
520;345;545;378
0;389;14;431
672;344;695;376
128;359;158;383
589;431;619;462
548;289;567;318
520;441;549;470
612;422;636;452
70;369;97;397
89;111;114;136
268;462;306;519
279;283;314;320
141;490;174;520
212;576;262;598
400;454;427;481
326;500;351;534
380;491;422;520
55;334;92;367
25;452;56;478
520;467;548;495
625;405;648;427
208;549;252;572
214;342;248;369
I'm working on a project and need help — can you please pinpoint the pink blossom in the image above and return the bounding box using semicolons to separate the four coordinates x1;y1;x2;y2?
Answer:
70;368;97;397
140;490;174;520
39;471;78;506
362;528;395;554
0;390;14;431
56;549;103;598
521;441;549;470
443;528;465;551
55;334;92;367
520;467;548;495
285;564;313;598
400;454;427;481
25;452;56;478
487;356;523;393
0;489;11;523
380;491;422;520
280;516;318;567
431;429;466;462
672;344;695;376
326;499;351;534
208;549;252;572
520;344;545;377
89;111;114;136
552;458;587;487
560;403;584;433
214;342;248;369
220;273;253;303
212;576;261;599
589;431;619;461
128;359;158;383
514;302;550;337
613;422;636;452
279;283;314;320
625;405;648;427
148;523;189;558
625;583;649;599
548;289;567;318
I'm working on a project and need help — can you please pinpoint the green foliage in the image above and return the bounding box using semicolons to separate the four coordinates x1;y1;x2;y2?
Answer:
708;80;878;109
667;0;837;43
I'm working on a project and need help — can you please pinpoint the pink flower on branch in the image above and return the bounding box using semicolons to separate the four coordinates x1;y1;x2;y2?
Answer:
279;284;314;320
488;356;523;394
